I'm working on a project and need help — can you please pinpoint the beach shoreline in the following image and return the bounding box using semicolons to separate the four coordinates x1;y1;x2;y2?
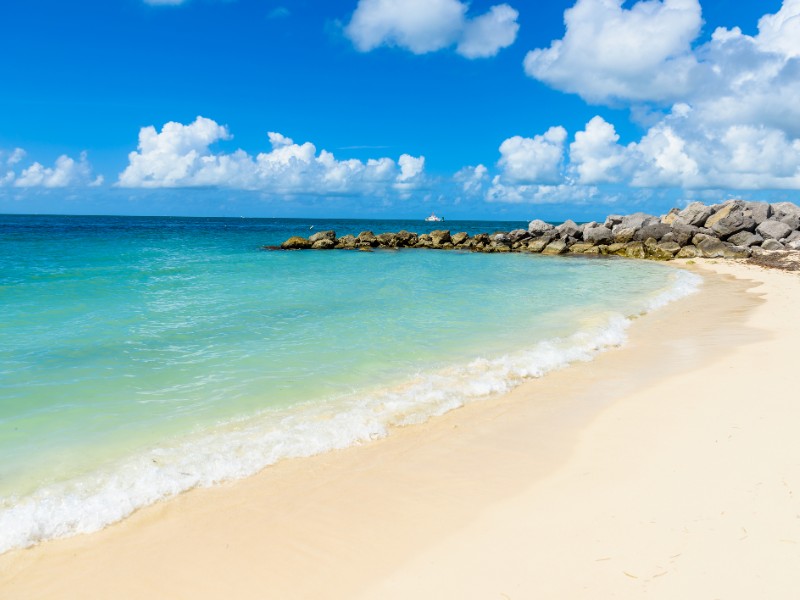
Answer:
2;260;798;599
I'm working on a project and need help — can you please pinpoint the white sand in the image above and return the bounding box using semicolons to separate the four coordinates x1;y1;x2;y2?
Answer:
1;260;798;599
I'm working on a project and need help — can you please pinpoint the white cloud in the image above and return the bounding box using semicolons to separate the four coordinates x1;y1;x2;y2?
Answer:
515;1;800;192
118;116;426;196
457;4;520;59
755;0;800;57
345;0;519;58
1;149;101;188
524;0;702;103
454;164;489;195
569;116;627;184
497;126;567;184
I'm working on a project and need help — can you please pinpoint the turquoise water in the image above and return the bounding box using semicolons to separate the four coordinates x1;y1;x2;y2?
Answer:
0;214;700;552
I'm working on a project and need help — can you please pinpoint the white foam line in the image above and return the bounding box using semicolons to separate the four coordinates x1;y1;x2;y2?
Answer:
0;267;702;555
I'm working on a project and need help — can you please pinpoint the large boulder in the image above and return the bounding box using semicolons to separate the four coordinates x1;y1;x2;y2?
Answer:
430;230;452;247
661;208;681;225
308;230;335;243
311;239;335;250
744;201;771;225
613;227;638;244
770;201;800;222
525;238;547;253
508;229;531;243
281;236;312;249
635;222;672;242
528;219;555;236
451;232;469;246
619;212;657;231
583;225;614;245
676;245;699;258
376;233;396;247
624;242;646;259
604;214;624;229
336;234;357;249
761;239;785;251
727;231;763;248
705;202;755;237
569;242;596;254
670;222;699;246
542;239;568;255
756;219;793;241
556;219;581;239
357;231;378;247
414;234;433;248
395;230;418;247
697;238;749;259
677;202;714;227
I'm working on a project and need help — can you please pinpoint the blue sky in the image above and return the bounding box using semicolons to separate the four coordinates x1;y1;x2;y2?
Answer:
1;0;798;220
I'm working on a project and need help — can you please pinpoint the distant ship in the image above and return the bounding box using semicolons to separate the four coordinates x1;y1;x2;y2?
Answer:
425;212;444;222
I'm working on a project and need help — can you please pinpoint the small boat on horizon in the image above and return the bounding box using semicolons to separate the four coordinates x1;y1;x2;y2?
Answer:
425;212;444;222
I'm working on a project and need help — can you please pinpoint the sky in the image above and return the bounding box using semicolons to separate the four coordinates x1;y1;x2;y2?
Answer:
1;0;799;221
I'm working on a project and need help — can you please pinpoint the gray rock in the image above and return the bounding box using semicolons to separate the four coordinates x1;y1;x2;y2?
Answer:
281;236;312;250
308;230;336;243
568;242;596;254
770;201;800;221
604;214;624;229
395;230;418;247
676;245;699;259
756;219;793;240
492;232;511;245
508;229;530;243
697;238;749;259
527;238;549;253
727;231;763;247
430;230;452;247
788;240;800;251
528;219;555;235
705;201;755;237
336;234;357;249
583;225;614;245
678;202;714;227
661;208;680;225
376;233;396;246
761;239;785;251
613;227;637;244
311;239;335;250
744;201;771;225
670;222;699;246
451;232;469;246
624;242;646;259
786;230;800;243
542;239;568;255
357;231;378;247
556;219;581;239
606;243;627;256
634;222;672;242
779;213;800;230
619;212;657;231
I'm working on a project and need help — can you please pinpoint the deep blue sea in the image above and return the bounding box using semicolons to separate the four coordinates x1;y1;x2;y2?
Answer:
0;214;700;553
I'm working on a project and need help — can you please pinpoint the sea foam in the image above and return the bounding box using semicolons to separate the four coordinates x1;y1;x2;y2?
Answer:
0;268;701;555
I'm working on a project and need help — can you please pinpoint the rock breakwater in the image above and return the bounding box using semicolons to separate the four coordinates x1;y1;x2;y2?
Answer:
272;200;800;261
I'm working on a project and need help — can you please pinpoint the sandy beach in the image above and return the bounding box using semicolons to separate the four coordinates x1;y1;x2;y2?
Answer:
1;259;799;599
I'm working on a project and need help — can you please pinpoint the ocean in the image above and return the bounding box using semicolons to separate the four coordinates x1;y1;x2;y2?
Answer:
0;214;700;553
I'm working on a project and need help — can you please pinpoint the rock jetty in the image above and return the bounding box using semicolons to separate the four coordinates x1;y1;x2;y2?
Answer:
273;200;800;261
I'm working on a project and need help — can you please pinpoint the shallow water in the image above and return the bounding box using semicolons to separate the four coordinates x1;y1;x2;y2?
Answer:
0;214;700;552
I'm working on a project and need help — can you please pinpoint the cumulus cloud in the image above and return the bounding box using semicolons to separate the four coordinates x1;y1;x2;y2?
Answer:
524;0;702;103
118;116;426;196
511;0;800;193
345;0;519;58
1;148;102;188
497;127;567;185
